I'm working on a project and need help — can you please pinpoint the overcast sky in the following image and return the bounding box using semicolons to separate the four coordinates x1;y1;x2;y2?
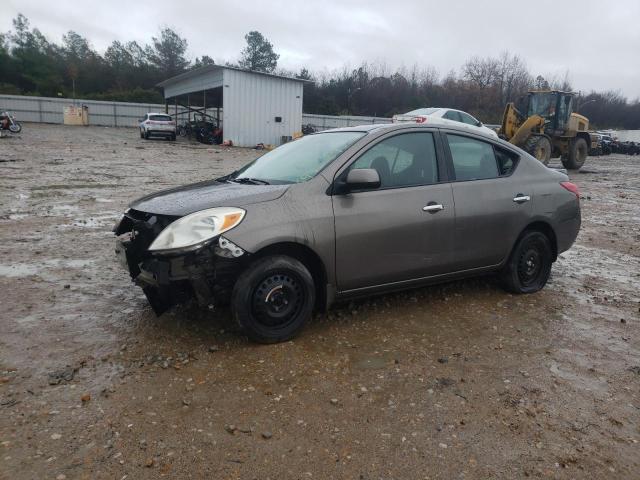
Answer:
3;0;639;99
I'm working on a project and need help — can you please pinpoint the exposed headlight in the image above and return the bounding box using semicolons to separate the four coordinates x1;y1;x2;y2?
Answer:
148;207;245;253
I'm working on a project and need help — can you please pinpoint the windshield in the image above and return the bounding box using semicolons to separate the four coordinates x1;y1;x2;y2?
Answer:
228;131;366;184
405;108;439;116
528;93;556;119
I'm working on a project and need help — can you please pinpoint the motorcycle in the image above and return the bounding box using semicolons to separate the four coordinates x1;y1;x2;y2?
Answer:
0;111;22;133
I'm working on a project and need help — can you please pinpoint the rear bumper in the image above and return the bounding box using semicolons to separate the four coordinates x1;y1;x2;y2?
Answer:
556;206;581;255
146;129;175;136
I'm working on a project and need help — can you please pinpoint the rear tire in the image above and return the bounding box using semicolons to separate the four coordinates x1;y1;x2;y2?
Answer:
171;133;176;141
562;138;588;170
144;130;150;140
500;231;553;294
523;135;552;165
140;129;144;139
231;255;315;343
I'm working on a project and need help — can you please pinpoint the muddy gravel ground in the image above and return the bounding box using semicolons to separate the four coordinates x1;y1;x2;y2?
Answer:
1;124;639;479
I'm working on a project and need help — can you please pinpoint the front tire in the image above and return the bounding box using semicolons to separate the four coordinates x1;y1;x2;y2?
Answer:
9;122;21;133
500;231;553;294
524;135;552;165
562;138;588;170
231;255;315;343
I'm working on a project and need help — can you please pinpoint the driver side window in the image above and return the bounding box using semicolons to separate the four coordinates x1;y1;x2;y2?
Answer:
349;132;439;189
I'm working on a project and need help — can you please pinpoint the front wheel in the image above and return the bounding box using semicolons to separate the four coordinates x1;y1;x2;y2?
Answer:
9;122;21;133
231;255;315;343
500;231;553;294
524;135;552;165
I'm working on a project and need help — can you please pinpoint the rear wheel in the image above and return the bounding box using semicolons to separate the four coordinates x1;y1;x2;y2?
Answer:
500;231;553;294
562;137;588;170
144;130;150;140
523;135;552;165
232;255;315;343
139;129;144;139
171;133;176;141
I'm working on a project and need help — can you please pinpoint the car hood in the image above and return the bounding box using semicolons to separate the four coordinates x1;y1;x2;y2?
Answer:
129;180;289;216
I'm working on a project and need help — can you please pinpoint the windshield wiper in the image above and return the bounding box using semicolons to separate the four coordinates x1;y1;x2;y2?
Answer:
230;177;270;185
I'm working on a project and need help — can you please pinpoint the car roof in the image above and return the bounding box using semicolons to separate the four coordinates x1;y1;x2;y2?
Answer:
318;121;499;141
146;112;171;116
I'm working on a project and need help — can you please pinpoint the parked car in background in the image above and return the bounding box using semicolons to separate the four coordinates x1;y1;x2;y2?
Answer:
589;132;603;156
115;122;580;343
392;107;499;138
139;113;176;141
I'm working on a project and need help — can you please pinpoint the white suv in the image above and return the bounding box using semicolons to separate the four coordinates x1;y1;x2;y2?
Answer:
392;108;498;138
139;113;176;141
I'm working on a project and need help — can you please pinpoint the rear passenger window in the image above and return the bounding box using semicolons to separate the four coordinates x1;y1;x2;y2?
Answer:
459;112;479;126
443;110;462;122
349;132;439;188
447;134;498;181
495;148;518;176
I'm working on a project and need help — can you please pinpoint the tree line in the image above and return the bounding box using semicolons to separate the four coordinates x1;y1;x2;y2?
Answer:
1;14;639;129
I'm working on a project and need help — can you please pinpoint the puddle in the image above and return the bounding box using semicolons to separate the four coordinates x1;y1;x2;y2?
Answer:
0;259;95;279
51;204;80;215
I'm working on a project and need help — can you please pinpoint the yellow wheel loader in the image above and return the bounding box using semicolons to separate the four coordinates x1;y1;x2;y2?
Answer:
499;90;592;170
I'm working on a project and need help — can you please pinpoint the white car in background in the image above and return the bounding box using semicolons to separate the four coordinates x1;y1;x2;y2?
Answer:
392;108;498;138
139;113;176;141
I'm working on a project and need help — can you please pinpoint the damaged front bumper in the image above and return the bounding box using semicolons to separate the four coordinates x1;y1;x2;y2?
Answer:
114;209;248;315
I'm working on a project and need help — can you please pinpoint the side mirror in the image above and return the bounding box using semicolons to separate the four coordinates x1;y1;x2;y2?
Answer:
345;168;381;191
476;120;483;127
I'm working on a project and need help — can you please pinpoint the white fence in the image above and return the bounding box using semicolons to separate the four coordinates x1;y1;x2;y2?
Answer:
0;94;192;128
0;94;391;130
301;113;391;131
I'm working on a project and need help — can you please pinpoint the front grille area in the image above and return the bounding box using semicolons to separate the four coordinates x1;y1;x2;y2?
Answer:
115;209;179;277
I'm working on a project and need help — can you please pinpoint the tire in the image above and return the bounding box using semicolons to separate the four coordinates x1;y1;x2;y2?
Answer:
231;255;315;343
562;137;588;170
144;130;149;140
178;126;187;137
171;133;176;141
140;129;144;139
9;122;21;133
523;135;552;165
500;231;553;294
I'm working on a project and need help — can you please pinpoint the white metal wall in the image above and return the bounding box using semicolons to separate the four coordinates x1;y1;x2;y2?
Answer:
302;113;391;131
0;94;188;127
222;69;304;147
0;93;398;132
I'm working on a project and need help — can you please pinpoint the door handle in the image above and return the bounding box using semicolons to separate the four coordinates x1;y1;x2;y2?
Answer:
513;194;530;203
422;203;444;213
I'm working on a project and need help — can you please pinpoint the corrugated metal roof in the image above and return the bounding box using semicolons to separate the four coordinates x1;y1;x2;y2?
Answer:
157;65;312;89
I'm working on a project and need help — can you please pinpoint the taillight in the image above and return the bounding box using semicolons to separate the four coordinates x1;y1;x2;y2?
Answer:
560;181;580;198
415;116;427;124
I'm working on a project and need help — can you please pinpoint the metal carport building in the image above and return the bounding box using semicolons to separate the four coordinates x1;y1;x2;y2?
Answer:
158;65;307;147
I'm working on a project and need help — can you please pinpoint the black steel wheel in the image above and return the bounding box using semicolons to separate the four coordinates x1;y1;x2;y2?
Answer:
232;255;315;343
500;231;553;294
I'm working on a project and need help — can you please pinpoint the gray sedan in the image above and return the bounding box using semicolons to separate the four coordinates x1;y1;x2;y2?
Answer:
114;123;581;343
